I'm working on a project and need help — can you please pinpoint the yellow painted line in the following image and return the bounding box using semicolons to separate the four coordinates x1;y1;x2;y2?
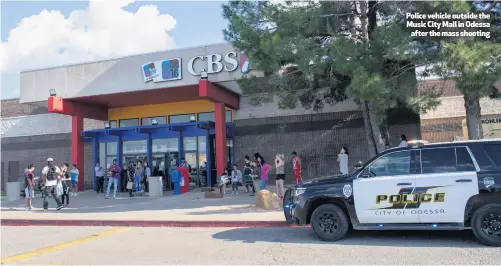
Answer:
1;227;131;265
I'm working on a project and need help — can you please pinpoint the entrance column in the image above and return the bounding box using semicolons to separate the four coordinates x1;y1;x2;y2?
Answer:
92;138;99;192
72;115;84;191
214;102;227;176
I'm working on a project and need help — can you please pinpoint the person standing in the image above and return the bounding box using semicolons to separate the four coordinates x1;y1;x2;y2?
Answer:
134;161;144;195
24;164;38;211
399;134;408;147
143;161;151;196
251;160;262;193
231;164;242;195
291;151;303;184
41;158;64;210
275;154;285;199
70;164;79;196
337;147;349;176
60;163;71;207
259;157;272;191
243;155;255;196
127;161;136;197
106;159;121;199
95;162;105;194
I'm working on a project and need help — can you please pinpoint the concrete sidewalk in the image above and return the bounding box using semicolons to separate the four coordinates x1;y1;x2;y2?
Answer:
0;186;286;224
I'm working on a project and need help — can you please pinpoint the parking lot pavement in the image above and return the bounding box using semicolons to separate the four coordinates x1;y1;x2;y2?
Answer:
2;226;500;265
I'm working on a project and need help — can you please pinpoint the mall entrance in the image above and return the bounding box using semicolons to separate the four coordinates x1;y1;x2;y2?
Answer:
87;121;235;192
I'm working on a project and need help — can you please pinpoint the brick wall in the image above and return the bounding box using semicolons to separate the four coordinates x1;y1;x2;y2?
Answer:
0;133;94;189
417;79;501;98
1;98;48;118
421;117;464;142
234;111;421;184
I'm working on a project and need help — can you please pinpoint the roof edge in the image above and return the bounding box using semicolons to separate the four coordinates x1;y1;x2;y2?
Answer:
20;42;232;73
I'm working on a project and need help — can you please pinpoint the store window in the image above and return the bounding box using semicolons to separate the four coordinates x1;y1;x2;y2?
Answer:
198;136;207;166
152;138;178;153
142;116;167;126
100;142;118;168
183;137;197;151
197;110;233;122
227;138;233;164
119;118;139;128
123;140;147;154
169;114;195;124
104;121;117;128
99;143;106;167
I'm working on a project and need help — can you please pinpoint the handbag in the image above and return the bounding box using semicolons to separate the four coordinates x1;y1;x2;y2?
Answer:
126;181;133;190
56;182;63;196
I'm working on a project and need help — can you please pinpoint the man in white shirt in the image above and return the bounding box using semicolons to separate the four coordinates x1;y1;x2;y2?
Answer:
41;158;64;210
95;162;105;193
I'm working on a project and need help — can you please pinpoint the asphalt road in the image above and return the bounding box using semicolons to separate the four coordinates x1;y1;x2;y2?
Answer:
1;226;500;265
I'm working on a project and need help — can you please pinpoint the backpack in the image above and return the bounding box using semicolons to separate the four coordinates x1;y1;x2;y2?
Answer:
46;166;57;181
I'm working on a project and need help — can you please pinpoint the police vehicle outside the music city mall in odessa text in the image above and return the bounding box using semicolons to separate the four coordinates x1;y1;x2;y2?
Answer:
284;139;501;246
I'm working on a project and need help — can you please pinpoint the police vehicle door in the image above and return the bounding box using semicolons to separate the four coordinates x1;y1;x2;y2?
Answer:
414;146;479;223
354;150;420;224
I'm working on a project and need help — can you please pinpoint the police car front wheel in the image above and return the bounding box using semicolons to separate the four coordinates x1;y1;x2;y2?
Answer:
471;203;501;247
311;204;349;242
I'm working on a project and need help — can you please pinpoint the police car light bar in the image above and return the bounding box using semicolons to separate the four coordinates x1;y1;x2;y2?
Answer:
407;140;429;147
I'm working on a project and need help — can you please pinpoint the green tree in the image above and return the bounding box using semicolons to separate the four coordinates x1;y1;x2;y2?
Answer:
435;41;501;139
419;1;501;139
223;1;440;156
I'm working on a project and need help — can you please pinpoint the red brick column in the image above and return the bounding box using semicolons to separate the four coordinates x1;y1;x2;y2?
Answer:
214;102;227;175
72;115;84;191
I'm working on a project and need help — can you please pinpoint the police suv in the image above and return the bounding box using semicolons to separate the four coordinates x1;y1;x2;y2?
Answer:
283;139;501;246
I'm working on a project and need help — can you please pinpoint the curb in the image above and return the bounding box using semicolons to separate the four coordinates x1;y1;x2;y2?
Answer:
1;219;299;228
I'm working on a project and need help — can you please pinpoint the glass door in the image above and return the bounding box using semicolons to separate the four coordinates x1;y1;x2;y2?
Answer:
184;151;198;185
183;137;198;188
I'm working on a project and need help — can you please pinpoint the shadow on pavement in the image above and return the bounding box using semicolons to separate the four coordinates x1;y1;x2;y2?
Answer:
185;205;281;215
212;227;495;248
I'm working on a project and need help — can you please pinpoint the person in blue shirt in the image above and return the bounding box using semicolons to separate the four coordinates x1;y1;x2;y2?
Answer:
69;164;79;196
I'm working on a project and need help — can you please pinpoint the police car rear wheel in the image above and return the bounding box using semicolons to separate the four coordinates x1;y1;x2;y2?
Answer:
471;203;501;247
311;204;349;242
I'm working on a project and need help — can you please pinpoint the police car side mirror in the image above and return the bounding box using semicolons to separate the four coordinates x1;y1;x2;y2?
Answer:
360;169;370;178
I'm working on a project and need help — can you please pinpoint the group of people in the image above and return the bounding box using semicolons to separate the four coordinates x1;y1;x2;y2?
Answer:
218;151;305;199
125;160;151;197
23;158;80;211
94;159;152;199
217;147;354;199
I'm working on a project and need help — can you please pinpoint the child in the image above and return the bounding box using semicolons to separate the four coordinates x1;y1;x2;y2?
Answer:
219;169;230;194
231;164;242;195
70;164;79;196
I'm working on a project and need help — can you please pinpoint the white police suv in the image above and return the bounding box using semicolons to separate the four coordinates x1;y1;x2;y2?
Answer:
284;139;501;246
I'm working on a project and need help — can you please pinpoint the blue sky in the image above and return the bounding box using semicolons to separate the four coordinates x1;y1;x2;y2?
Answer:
0;0;229;99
